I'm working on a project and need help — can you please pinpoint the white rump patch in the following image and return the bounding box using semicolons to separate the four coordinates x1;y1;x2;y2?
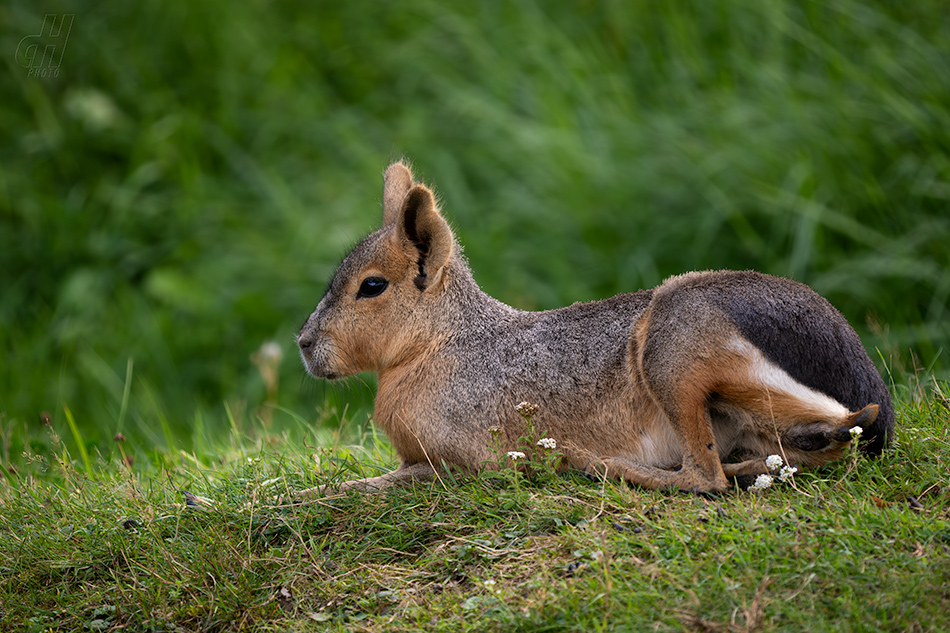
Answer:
728;337;850;420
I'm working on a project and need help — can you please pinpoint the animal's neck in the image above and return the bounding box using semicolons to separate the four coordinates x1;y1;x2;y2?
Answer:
439;255;520;324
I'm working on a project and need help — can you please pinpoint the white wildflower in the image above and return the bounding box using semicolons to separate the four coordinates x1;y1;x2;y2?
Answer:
778;465;798;482
849;426;863;440
765;454;784;470
748;473;773;492
507;451;526;461
536;437;557;450
515;401;540;417
258;341;283;364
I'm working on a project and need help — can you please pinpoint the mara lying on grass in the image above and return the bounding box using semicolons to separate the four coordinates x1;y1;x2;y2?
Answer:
296;161;893;496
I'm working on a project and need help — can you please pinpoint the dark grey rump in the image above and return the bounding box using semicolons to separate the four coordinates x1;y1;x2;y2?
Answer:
679;270;893;454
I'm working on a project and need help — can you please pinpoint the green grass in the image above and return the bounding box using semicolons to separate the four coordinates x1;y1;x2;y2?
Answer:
2;386;949;632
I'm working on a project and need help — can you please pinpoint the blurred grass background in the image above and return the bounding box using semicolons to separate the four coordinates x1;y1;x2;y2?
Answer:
1;0;948;465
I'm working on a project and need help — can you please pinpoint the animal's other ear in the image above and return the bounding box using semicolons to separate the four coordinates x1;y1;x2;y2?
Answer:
395;184;454;290
383;161;414;226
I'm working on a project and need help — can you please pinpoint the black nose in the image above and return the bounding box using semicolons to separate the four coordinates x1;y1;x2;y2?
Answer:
298;335;313;350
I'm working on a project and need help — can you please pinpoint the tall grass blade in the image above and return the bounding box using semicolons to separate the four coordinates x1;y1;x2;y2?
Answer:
116;357;133;435
62;404;93;478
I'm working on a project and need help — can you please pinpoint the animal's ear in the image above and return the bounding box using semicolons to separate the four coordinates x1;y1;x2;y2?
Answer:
382;161;413;226
395;184;454;290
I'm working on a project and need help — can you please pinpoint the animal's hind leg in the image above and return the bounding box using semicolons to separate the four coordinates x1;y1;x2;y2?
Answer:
632;303;840;493
721;404;877;481
635;326;732;493
717;389;880;475
779;404;879;467
633;379;730;493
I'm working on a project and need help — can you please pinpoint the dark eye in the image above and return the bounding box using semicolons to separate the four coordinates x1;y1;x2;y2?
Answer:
356;276;388;299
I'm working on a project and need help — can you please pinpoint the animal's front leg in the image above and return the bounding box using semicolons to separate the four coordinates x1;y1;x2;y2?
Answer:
294;461;437;500
592;455;729;494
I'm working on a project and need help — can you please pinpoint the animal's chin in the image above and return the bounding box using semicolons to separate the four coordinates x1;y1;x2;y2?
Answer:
301;359;336;381
304;362;346;381
306;366;340;381
300;348;359;380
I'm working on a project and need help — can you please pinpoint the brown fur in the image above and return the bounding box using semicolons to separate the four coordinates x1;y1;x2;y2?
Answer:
296;161;894;497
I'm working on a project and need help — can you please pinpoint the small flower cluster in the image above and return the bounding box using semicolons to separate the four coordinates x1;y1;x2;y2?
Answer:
507;451;526;461
515;401;540;418
747;453;797;492
778;464;798;482
536;437;557;450
749;474;773;492
850;425;863;440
